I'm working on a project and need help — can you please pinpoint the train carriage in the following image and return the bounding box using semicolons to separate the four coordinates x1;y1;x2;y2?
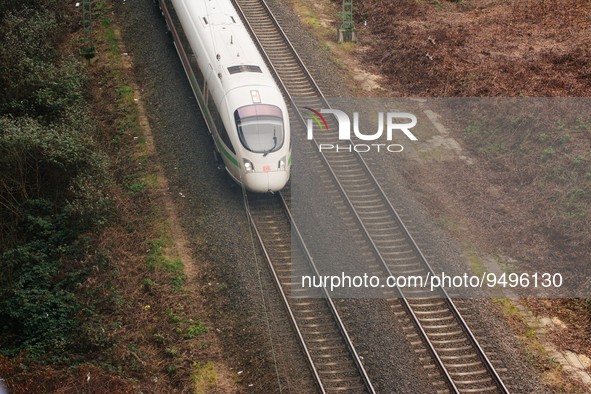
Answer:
158;0;291;192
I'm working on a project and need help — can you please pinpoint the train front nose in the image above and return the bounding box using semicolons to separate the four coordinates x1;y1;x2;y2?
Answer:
243;171;289;193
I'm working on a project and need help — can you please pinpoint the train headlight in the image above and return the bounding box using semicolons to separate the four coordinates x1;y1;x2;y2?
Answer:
278;156;286;171
243;159;254;173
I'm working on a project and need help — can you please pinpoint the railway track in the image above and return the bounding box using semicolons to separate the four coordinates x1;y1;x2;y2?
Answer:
246;192;375;393
231;0;512;393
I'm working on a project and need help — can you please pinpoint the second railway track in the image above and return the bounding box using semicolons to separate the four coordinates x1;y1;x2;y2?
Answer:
231;0;512;392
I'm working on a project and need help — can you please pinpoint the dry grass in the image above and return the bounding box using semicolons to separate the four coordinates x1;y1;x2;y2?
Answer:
354;0;591;96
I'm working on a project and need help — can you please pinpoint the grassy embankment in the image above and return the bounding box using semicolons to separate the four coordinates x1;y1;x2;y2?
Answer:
448;102;591;392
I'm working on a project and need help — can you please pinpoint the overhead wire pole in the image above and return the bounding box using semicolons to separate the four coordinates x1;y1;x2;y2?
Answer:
80;0;97;61
337;0;357;43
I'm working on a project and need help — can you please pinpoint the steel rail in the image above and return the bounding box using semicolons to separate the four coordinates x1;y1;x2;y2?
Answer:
358;155;510;394
301;103;509;393
232;0;509;392
244;194;377;393
244;0;327;98
294;105;508;393
303;136;461;393
244;203;326;394
278;191;376;394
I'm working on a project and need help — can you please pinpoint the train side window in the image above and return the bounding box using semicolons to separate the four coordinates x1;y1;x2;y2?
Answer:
208;93;235;154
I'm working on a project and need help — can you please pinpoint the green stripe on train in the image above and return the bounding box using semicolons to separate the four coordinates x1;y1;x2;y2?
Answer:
186;75;239;169
215;135;240;168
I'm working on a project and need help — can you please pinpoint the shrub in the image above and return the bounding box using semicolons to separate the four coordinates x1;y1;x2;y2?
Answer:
0;0;112;360
0;6;85;122
0;115;112;233
184;322;208;339
0;200;89;356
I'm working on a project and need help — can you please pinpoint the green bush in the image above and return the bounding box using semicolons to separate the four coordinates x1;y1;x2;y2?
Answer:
184;322;208;339
0;5;84;122
0;0;113;360
0;200;89;356
0;115;112;230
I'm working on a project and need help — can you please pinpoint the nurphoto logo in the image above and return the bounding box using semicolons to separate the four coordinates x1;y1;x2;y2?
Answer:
304;108;418;153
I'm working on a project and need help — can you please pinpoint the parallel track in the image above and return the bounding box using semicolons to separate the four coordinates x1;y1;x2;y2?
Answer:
231;0;512;393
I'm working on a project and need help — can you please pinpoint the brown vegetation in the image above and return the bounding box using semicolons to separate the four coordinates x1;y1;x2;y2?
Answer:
355;0;591;96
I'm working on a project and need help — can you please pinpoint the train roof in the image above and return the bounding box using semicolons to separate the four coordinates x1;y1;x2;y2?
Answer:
179;0;275;88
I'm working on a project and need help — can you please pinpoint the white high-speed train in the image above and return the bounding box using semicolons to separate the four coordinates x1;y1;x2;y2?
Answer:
158;0;291;192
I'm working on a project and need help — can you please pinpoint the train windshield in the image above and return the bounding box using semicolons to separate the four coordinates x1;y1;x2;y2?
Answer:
234;105;284;155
